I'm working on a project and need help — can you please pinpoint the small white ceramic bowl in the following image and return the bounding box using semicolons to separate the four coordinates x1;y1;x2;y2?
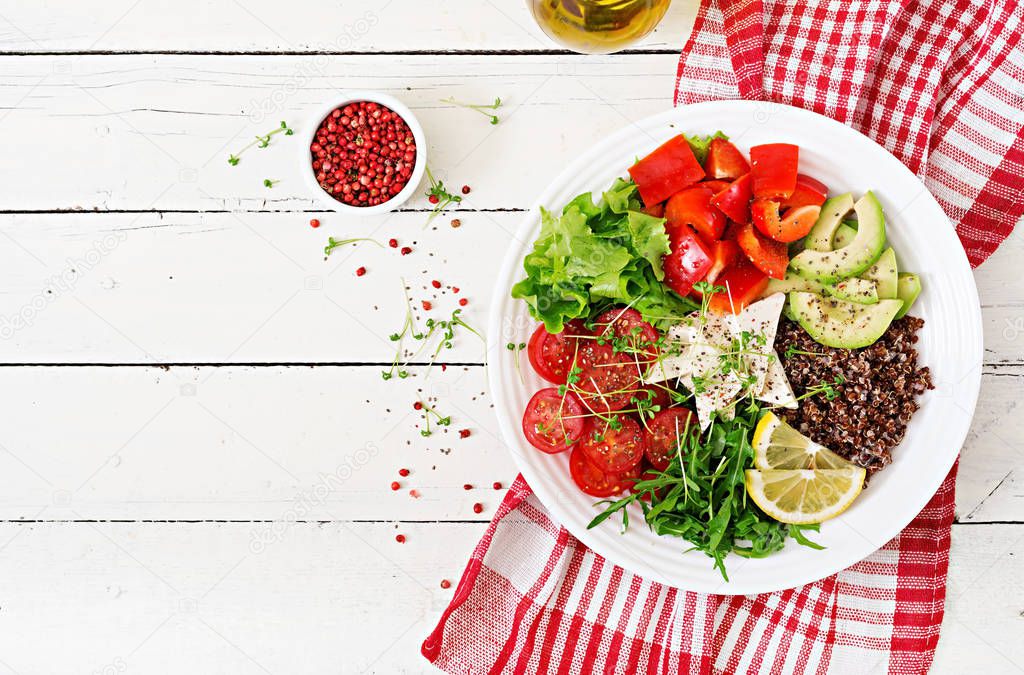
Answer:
300;91;427;215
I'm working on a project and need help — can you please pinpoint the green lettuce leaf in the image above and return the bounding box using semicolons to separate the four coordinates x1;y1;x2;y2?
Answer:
511;177;698;333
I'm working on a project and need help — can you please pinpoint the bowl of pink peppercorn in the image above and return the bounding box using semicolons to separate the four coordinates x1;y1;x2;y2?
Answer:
302;92;426;214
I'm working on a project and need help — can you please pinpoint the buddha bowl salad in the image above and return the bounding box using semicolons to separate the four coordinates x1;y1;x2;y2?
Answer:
511;133;933;578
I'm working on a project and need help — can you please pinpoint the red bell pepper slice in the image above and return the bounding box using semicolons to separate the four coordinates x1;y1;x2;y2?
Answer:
700;179;732;194
780;174;828;209
705;239;740;284
735;221;789;279
663;227;713;297
751;199;821;243
628;136;705;206
704;138;750;180
710;173;753;224
700;259;769;314
750;143;799;200
665;186;726;242
641;202;665;218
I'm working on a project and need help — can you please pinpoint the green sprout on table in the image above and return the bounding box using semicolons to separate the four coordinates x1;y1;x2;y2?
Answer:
323;237;383;258
227;120;294;165
440;96;502;125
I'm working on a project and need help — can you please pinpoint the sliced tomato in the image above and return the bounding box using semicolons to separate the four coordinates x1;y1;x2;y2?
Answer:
705;259;770;314
642;408;696;471
663;226;714;297
735;221;789;279
594;307;660;359
574;340;641;412
580;415;645;473
700;179;732;194
780;174;827;209
751;200;822;243
706;239;740;284
641;202;665;218
628;136;705;206
710;173;753;224
527;319;589;384
522;389;586;454
570;445;632;498
704;138;750;180
750;143;799;200
665;186;726;242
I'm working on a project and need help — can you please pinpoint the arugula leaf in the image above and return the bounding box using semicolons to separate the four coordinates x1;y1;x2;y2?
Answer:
587;397;829;580
685;131;728;165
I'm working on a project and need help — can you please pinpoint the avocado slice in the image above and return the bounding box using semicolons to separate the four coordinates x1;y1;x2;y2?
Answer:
790;192;887;283
788;291;903;349
765;271;876;304
765;271;829;296
859;247;898;299
831;221;857;249
782;297;799;322
832;278;878;305
804;194;855;252
895;273;921;319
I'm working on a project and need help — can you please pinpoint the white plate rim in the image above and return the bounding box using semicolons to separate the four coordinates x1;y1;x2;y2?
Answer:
486;100;983;594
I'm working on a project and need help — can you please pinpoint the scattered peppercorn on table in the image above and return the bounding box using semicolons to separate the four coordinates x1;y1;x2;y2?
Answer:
0;2;1019;672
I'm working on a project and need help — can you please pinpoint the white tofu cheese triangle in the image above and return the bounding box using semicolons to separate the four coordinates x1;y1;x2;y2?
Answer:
645;293;797;426
724;292;786;394
757;350;797;408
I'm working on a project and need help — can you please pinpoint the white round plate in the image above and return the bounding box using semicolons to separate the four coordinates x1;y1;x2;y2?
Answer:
486;100;983;595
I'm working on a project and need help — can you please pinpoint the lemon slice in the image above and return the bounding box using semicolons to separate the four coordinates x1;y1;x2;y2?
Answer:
751;411;852;470
745;468;866;524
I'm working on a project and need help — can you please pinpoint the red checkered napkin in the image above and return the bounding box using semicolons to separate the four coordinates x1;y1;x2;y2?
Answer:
424;1;1024;672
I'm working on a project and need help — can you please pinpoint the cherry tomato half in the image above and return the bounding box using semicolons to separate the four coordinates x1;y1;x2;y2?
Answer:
569;445;639;498
580;414;645;473
642;408;697;471
522;388;586;454
574;340;641;412
527;319;589;384
594;307;660;360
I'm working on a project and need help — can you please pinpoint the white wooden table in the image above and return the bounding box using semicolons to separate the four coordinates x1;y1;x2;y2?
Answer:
0;2;1020;673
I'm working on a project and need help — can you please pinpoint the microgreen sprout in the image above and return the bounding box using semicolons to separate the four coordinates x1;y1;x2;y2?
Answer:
508;342;527;383
323;237;384;258
783;345;828;359
440;96;502;125
424;166;463;226
263;178;280;188
227;120;293;165
417;400;452;437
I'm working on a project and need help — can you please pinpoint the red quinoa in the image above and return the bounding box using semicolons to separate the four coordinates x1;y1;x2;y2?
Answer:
775;316;934;475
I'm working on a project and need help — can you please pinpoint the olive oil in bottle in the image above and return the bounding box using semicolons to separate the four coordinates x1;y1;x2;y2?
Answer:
527;0;672;54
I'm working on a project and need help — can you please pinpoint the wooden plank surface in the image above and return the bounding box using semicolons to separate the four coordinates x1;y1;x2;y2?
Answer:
0;2;1019;671
0;363;1017;523
0;53;679;212
0;213;1021;364
0;521;1017;674
0;1;697;53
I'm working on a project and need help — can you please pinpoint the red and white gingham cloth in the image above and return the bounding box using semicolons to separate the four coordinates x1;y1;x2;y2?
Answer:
423;1;1024;672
